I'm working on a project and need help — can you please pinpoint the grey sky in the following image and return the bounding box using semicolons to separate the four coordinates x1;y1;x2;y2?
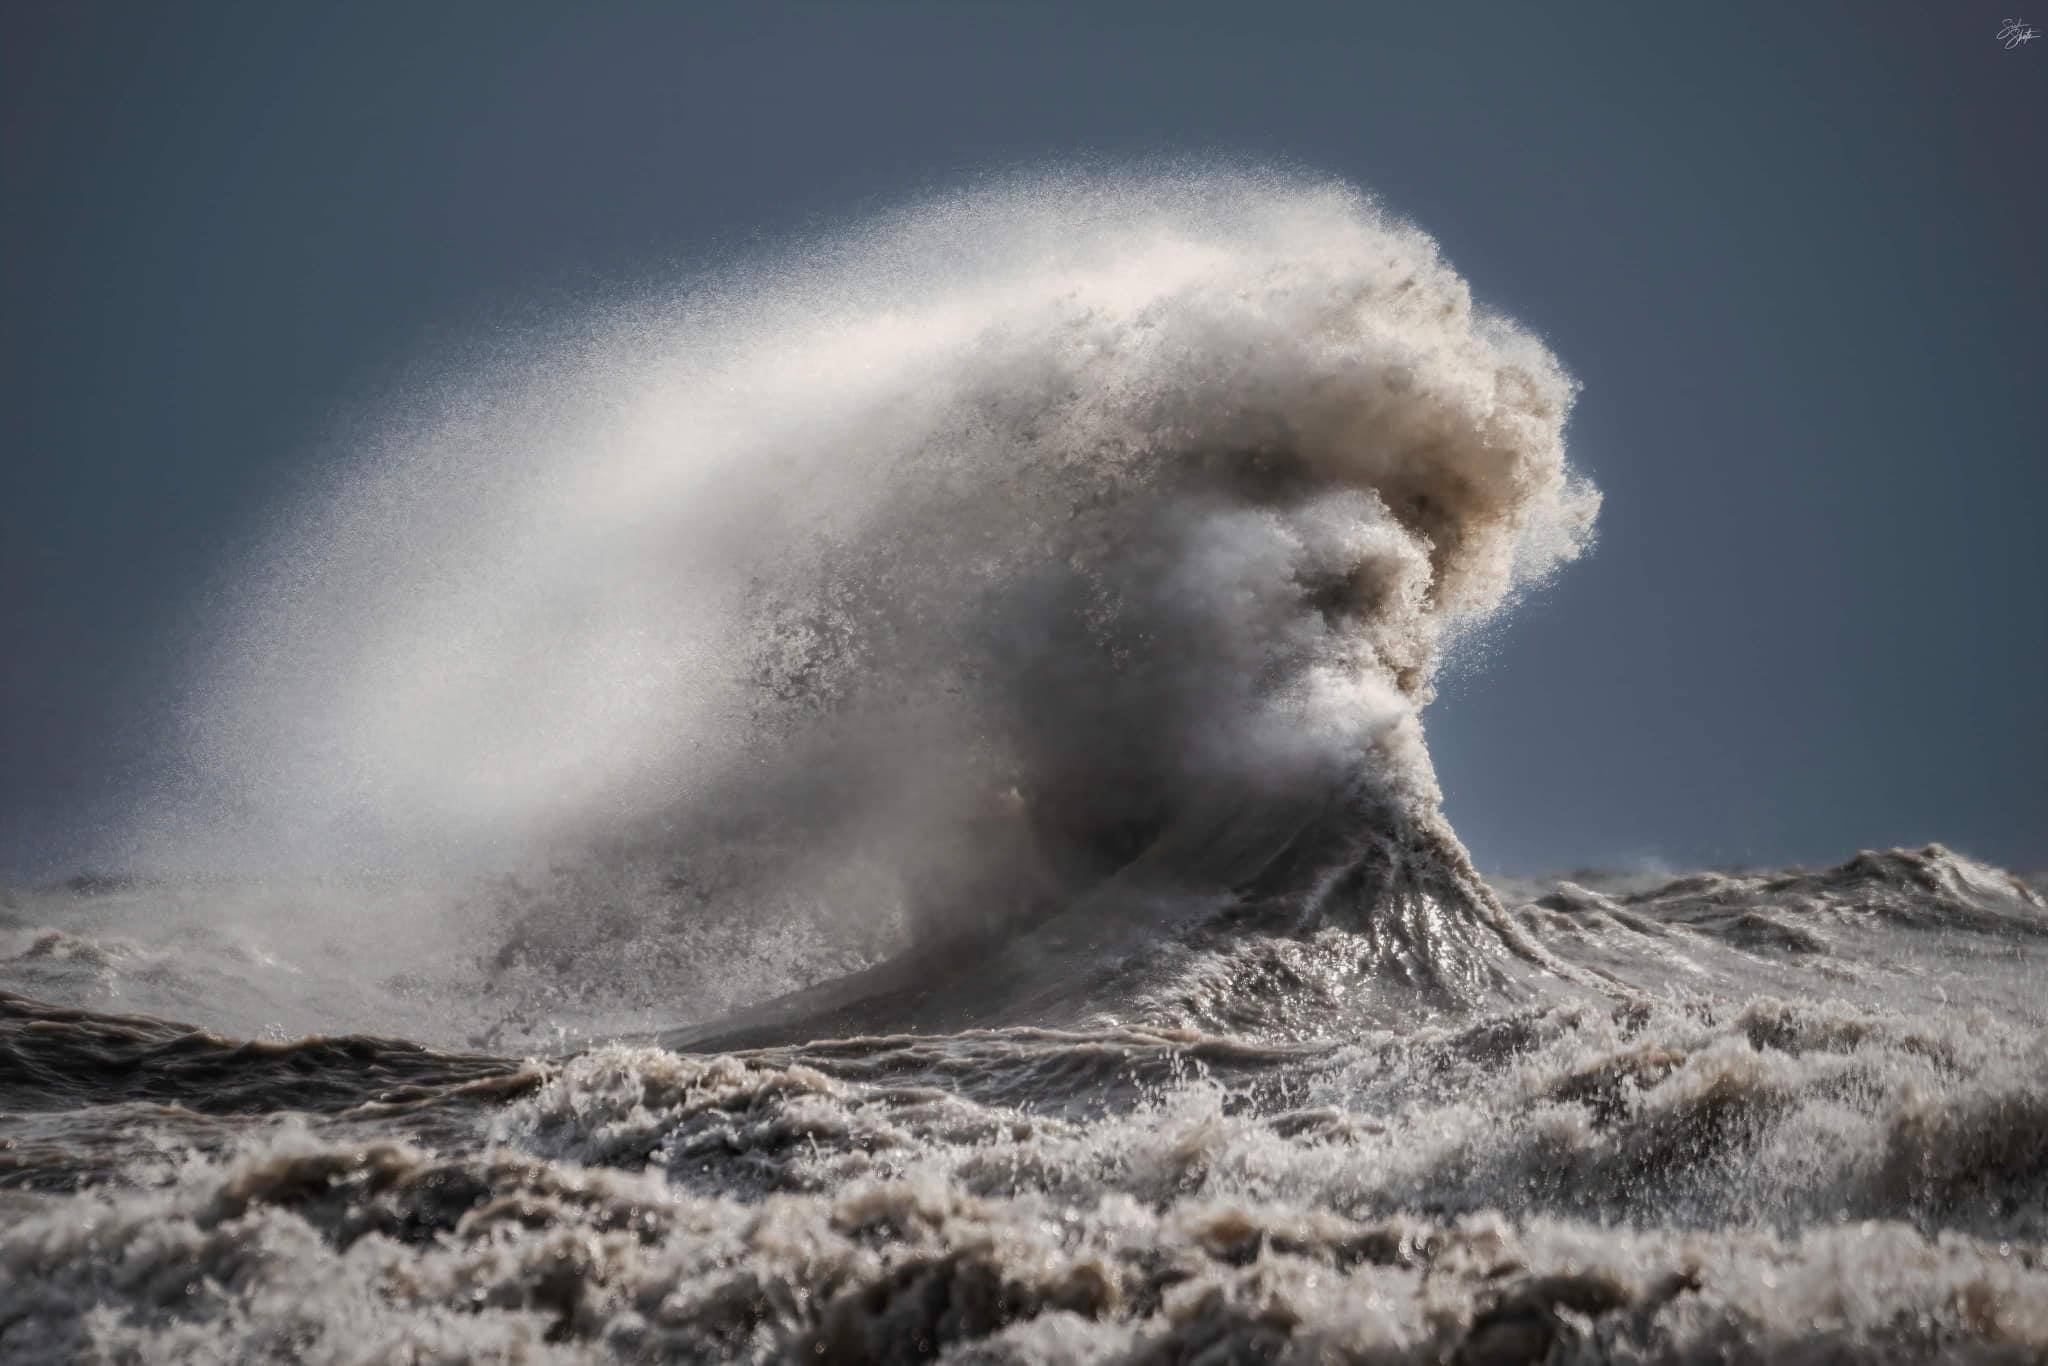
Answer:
3;1;2043;879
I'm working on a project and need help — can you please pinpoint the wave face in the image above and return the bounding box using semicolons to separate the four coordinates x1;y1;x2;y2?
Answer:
135;171;1598;1040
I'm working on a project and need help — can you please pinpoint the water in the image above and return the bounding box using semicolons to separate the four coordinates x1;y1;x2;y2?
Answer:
5;849;2044;1362
3;172;2041;1362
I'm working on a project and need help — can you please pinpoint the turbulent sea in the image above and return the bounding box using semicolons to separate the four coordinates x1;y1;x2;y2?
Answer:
4;173;2044;1362
5;850;2046;1364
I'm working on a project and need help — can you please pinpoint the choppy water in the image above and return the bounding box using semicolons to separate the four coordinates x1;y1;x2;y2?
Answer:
9;172;2042;1361
4;845;2044;1363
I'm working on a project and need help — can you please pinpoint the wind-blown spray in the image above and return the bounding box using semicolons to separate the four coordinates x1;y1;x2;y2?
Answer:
144;170;1600;1037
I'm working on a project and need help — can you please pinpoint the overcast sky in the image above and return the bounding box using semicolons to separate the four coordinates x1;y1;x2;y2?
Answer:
3;1;2043;879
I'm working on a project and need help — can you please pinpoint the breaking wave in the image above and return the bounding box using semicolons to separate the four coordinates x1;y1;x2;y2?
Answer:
132;169;1599;1041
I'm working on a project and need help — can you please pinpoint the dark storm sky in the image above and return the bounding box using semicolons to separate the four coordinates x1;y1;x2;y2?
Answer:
3;2;2043;879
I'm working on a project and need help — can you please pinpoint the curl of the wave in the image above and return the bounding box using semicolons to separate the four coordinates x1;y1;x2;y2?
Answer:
139;169;1601;1036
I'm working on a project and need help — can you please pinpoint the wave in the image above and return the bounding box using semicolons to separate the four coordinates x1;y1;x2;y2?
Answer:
130;169;1600;1042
